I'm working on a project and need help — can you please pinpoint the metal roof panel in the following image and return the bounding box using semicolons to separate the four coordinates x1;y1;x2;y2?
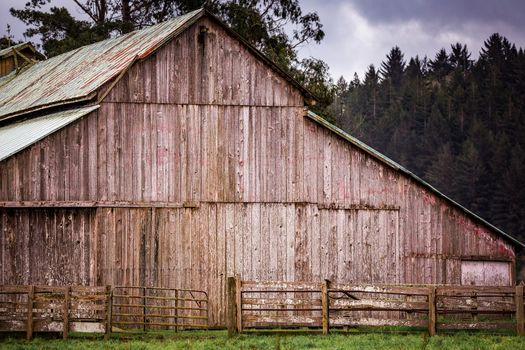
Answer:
0;105;99;162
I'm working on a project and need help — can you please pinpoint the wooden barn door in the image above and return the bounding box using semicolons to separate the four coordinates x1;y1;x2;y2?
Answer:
461;260;511;286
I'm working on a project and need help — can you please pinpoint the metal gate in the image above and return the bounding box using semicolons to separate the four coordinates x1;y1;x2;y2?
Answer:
111;286;208;331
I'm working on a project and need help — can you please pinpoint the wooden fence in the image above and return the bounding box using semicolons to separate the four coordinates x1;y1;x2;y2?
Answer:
228;277;525;336
0;285;109;339
0;285;209;339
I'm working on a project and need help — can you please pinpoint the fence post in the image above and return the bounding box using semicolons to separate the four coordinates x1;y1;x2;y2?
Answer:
322;279;330;335
142;287;147;331
63;286;70;339
174;289;179;332
516;284;524;336
428;286;436;337
227;276;237;336
26;285;34;340
104;285;112;340
235;274;242;333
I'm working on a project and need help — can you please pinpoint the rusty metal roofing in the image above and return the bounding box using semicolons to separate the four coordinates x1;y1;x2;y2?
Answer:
0;9;204;121
306;109;524;248
0;105;99;162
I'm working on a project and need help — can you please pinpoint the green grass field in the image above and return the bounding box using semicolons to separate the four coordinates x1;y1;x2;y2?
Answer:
1;330;525;350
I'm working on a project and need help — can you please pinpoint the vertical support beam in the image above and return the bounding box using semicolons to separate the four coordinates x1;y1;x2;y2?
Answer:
516;285;524;336
104;285;112;340
174;289;179;332
428;286;437;337
235;274;242;333
26;285;34;340
322;280;330;335
227;276;237;336
63;286;71;339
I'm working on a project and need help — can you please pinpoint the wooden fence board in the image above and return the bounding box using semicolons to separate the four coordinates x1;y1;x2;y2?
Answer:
330;299;428;312
234;280;523;336
242;298;322;306
330;317;427;328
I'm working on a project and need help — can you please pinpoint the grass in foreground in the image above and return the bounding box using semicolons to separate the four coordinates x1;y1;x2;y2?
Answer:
1;330;525;349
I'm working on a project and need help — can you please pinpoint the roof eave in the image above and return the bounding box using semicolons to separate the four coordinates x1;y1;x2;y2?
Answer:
0;93;97;125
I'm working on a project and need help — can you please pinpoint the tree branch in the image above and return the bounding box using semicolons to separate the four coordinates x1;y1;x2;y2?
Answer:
72;0;98;23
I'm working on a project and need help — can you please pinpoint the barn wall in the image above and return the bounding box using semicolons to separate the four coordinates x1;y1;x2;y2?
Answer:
0;56;15;78
0;15;517;328
0;208;95;286
0;200;514;327
103;17;304;107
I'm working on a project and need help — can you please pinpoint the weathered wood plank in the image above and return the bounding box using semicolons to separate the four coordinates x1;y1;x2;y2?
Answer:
242;315;322;325
242;298;322;306
329;299;428;312
330;284;430;296
516;285;524;336
330;317;427;328
242;281;321;291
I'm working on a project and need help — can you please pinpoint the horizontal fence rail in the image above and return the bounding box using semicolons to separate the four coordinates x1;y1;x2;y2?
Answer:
0;285;109;339
1;284;209;339
111;286;208;331
228;277;525;336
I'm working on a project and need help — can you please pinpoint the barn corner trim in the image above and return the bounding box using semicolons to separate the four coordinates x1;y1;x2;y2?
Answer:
305;108;525;248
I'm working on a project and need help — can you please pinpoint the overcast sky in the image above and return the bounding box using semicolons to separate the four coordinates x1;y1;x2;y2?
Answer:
2;0;525;80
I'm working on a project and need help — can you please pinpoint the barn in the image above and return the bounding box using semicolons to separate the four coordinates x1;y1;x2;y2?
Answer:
0;9;523;327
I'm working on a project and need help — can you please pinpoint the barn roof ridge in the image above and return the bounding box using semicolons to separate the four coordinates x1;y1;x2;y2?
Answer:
0;8;316;123
306;109;525;248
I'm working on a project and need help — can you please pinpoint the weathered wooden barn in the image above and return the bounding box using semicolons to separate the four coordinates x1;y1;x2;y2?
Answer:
0;9;523;327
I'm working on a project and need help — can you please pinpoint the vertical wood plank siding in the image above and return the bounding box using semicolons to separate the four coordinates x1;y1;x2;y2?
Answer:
0;56;15;78
0;17;515;327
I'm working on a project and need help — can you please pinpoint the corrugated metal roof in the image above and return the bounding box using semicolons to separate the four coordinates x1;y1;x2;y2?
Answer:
306;109;524;248
0;105;99;162
0;9;204;121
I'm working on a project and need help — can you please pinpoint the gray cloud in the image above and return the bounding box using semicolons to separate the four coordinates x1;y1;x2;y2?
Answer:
297;0;525;79
2;0;525;80
350;0;525;29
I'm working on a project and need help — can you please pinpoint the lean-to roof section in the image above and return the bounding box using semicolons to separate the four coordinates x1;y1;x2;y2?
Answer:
306;109;524;248
0;105;99;162
0;9;204;121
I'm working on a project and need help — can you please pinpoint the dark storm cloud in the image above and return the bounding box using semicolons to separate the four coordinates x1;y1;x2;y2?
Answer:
350;0;525;29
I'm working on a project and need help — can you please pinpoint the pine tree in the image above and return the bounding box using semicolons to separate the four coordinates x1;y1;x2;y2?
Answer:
450;43;472;73
429;48;452;82
425;143;455;194
380;46;406;88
